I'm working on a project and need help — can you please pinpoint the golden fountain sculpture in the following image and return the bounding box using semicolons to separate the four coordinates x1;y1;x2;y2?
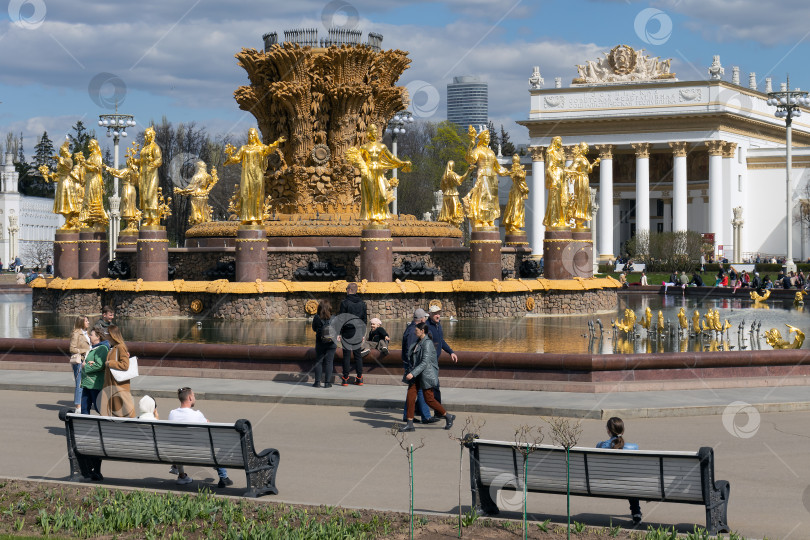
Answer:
750;289;771;303
463;126;509;229
613;308;636;334
79;139;109;231
565;141;600;230
105;144;142;232
345;124;410;225
134;126;163;228
639;307;653;330
692;309;701;335
39;139;78;230
765;324;805;349
502;154;529;234
438;161;474;227
233;42;410;214
657;310;665;333
173;160;220;226
224;128;286;226
543;136;568;230
677;307;689;330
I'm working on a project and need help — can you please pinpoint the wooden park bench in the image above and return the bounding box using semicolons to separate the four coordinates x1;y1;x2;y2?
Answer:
465;438;730;534
59;409;280;498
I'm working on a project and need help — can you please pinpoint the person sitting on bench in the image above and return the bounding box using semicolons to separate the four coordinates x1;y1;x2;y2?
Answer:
596;417;641;525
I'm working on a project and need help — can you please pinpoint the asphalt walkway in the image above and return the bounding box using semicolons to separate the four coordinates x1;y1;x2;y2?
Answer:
4;368;810;419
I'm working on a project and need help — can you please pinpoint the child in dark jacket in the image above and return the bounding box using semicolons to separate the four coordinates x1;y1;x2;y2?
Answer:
363;317;390;357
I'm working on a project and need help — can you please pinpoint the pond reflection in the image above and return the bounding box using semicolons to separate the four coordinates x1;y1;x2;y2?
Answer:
5;292;808;353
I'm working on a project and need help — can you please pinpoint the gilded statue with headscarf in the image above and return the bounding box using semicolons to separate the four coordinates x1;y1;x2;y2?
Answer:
543;136;568;230
462;125;509;229
502;154;529;234
224;127;285;226
345;123;411;225
565;141;600;230
105;143;141;232
174;160;219;226
39;139;77;230
134;126;163;227
80;139;109;230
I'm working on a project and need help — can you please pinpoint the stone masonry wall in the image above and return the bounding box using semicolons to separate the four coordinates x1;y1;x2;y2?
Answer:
34;287;617;320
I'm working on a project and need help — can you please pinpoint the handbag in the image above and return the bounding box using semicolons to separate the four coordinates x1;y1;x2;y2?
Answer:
69;353;82;364
109;349;139;382
320;319;335;343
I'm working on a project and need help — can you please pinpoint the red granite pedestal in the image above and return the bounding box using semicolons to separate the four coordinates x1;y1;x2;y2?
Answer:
470;228;502;281
570;229;594;278
360;227;393;282
236;226;268;282
137;227;169;281
543;229;572;280
117;230;138;250
78;229;108;279
504;232;529;247
54;231;79;279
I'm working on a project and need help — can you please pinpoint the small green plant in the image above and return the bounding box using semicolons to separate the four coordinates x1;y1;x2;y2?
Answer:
609;519;621;537
461;507;479;527
536;518;551;532
684;525;710;540
513;424;543;540
641;525;679;539
573;520;586;534
14;517;24;531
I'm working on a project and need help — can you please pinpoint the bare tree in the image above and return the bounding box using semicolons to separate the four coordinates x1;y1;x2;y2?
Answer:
547;417;583;540
21;241;53;271
449;416;486;537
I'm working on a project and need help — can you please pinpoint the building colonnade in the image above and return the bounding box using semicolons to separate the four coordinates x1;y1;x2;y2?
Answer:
527;140;742;261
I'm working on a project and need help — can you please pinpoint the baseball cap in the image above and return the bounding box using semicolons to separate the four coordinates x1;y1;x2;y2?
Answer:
429;305;441;313
413;308;428;319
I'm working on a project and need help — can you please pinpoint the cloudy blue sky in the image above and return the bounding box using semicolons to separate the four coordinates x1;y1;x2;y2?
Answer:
1;0;809;157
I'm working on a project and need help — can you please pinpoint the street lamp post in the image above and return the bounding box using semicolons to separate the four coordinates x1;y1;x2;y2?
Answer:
98;108;136;254
385;111;414;215
767;76;809;272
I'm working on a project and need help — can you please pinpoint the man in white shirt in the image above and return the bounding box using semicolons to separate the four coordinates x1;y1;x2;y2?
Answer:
168;387;233;488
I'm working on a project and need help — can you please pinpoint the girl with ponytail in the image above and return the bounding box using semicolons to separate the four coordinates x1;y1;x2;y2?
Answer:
596;417;642;525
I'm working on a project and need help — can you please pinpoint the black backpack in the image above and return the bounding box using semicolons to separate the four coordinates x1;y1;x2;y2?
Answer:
320;319;335;343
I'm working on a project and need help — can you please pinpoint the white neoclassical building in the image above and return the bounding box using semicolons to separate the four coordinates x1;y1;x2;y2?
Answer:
516;45;810;263
0;153;63;267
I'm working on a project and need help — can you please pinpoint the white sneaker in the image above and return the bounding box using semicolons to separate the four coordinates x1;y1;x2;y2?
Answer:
169;466;178;475
176;475;192;485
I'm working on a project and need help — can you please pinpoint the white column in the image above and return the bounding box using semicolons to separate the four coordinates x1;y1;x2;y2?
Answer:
661;191;672;232
669;142;688;232
632;143;651;248
528;146;545;253
595;144;614;261
722;142;738;258
706;141;725;254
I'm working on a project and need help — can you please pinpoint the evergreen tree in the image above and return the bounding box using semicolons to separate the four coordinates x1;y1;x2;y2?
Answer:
68;120;94;156
500;125;516;156
33;131;57;171
15;133;39;196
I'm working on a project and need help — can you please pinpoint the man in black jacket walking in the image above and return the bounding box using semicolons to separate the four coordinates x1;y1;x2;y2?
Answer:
339;282;368;385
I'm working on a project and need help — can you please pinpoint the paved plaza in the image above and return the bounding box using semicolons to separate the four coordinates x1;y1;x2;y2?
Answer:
3;372;810;538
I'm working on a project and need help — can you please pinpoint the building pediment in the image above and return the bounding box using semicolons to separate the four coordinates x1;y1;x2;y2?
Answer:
573;44;676;85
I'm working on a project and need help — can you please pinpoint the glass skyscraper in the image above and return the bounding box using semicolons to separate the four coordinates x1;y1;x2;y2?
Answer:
447;76;488;129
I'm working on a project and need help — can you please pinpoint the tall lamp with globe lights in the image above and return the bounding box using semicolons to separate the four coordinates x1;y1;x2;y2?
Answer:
98;109;136;253
766;76;809;272
385;111;414;215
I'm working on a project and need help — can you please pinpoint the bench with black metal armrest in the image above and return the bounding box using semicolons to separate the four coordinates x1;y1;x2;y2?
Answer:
465;438;730;534
59;408;280;498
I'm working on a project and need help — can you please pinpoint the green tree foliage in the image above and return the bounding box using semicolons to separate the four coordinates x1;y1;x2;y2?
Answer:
625;230;705;272
394;120;469;219
68;121;94;157
14;132;39;196
500;125;516;156
486;120;499;154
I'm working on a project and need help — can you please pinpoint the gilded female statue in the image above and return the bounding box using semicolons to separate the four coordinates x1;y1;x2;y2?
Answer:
462;126;509;229
69;153;86;214
502;154;529;234
105;145;141;232
80;139;108;229
437;160;473;227
224;127;285;226
134;126;162;227
565;141;600;229
39;139;77;230
173;160;219;226
345;124;411;225
542;136;568;230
